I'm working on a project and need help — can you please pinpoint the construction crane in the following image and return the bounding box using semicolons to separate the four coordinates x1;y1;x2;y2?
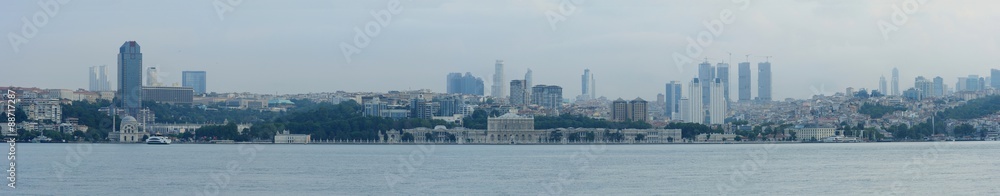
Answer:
744;54;751;63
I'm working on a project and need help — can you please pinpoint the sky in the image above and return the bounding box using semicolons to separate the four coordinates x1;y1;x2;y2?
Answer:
2;0;999;100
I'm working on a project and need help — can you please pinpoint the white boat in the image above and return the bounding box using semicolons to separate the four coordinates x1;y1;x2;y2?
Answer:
146;136;172;145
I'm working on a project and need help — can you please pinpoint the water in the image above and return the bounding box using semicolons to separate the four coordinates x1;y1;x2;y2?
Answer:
6;142;1000;195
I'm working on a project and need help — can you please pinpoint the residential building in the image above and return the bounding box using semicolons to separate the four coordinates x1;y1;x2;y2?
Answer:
509;80;528;107
709;78;726;124
611;98;629;122
687;78;704;124
531;85;563;110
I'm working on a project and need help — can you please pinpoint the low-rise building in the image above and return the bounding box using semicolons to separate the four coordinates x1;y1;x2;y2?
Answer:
274;130;311;144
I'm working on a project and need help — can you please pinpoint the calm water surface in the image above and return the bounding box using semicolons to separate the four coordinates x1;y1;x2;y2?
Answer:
6;142;1000;195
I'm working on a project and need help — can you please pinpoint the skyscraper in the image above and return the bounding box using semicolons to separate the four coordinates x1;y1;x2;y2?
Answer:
738;62;751;101
524;69;532;103
757;61;772;101
89;65;111;91
446;72;485;95
491;60;506;99
581;69;595;99
118;41;143;116
628;98;648;123
709;78;726;124
992;69;1000;88
611;98;628;122
716;63;730;102
932;76;944;97
967;75;981;91
914;76;932;98
509;80;528;108
687;78;704;124
147;67;161;87
879;76;887;96
698;61;714;105
182;71;207;94
89;66;99;91
891;68;899;96
665;81;682;118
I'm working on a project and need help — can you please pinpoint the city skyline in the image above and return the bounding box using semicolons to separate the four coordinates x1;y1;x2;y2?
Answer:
3;1;1000;100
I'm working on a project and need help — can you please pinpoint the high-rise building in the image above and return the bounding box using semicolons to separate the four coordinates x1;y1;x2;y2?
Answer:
446;72;485;95
182;71;207;95
628;97;648;123
89;65;112;92
678;98;690;122
509;80;528;108
581;69;595;100
709;78;726;124
89;66;99;91
879;76;888;96
932;76;944;97
611;98;628;122
914;76;933;98
611;97;648;123
757;61;772;101
716;63;730;102
957;77;968;92
665;81;682;118
531;85;563;110
436;96;463;117
524;68;532;101
738;62;751;101
992;69;1000;88
967;75;981;91
491;60;506;99
698;61;714;105
686;78;704;124
147;67;161;87
118;41;143;116
891;68;899;96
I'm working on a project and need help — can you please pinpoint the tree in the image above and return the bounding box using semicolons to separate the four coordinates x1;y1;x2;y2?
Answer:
548;130;563;142
954;124;976;137
401;133;414;142
634;134;645;142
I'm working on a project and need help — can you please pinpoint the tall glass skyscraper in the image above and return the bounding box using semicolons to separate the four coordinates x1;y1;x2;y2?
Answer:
992;69;1000;88
698;61;714;105
491;60;506;98
757;61;772;101
716;63;730;102
891;68;899;96
118;41;143;116
446;72;485;95
665;81;682;118
738;62;751;101
183;71;208;94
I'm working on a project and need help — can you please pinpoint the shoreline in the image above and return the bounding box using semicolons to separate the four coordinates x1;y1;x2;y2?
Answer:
20;140;989;145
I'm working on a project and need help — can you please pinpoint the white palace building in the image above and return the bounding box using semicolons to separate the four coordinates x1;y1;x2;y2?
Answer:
380;112;682;144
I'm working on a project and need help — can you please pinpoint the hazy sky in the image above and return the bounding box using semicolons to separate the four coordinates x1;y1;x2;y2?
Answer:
2;0;999;100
